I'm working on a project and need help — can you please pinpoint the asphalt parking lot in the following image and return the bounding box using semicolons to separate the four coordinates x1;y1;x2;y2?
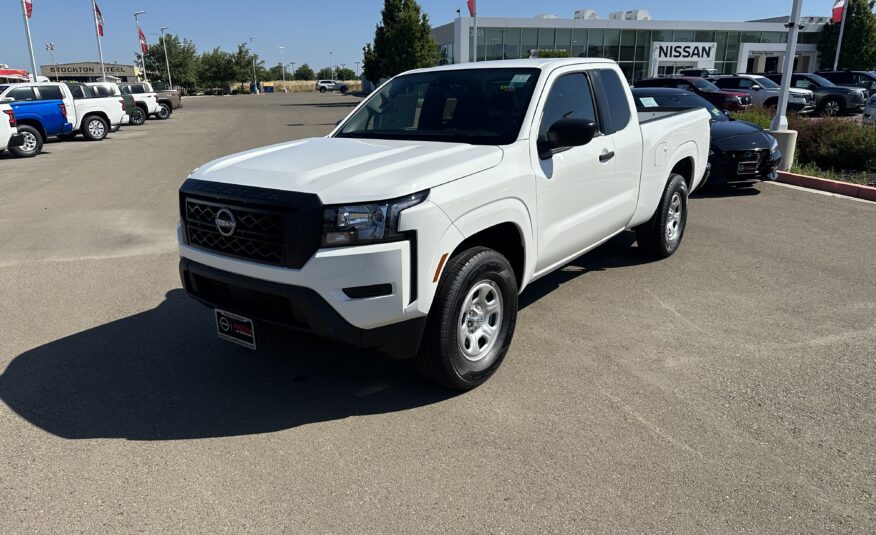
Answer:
1;92;874;534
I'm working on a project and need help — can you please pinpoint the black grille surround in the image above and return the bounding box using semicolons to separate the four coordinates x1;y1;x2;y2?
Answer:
179;179;324;269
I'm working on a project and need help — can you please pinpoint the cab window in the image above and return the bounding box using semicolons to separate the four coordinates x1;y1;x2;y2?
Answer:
6;87;36;101
539;72;597;140
37;86;63;100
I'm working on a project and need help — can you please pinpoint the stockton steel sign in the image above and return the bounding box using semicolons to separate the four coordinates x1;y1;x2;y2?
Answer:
40;63;135;77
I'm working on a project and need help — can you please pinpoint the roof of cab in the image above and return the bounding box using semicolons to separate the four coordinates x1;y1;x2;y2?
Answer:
405;58;617;75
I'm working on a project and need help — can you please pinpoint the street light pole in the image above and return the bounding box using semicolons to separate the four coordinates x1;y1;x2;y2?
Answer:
354;61;360;78
249;36;258;94
771;0;804;132
330;50;333;79
45;42;59;81
134;10;148;82
160;26;173;90
279;46;286;92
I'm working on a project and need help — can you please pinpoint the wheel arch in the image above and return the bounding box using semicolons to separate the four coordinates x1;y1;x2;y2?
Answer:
15;119;46;140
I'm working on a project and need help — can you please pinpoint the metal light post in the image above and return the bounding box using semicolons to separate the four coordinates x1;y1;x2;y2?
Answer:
45;42;58;81
279;46;286;91
249;36;258;94
771;0;805;132
134;10;148;82
833;2;849;70
288;62;296;81
160;26;173;89
330;50;333;79
354;61;360;77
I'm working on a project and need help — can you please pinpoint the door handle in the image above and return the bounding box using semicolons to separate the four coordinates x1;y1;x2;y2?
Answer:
599;151;615;163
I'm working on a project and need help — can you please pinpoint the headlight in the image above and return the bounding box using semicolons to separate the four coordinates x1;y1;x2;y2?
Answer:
322;190;428;247
769;136;779;152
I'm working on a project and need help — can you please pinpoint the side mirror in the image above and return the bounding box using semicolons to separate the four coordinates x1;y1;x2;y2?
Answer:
723;110;732;117
538;119;598;159
751;84;761;91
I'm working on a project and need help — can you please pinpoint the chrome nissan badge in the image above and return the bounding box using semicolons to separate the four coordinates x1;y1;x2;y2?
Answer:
214;208;237;237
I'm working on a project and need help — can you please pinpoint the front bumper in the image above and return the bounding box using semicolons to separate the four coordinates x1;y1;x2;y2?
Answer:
708;148;782;184
180;258;426;358
7;133;25;149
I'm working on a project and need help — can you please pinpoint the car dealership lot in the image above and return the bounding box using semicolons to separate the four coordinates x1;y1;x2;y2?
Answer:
1;93;874;533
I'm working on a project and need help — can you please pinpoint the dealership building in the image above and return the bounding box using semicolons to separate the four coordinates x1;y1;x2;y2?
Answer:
431;11;829;82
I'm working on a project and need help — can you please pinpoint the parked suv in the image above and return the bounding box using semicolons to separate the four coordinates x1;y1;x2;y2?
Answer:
713;75;815;112
315;80;349;93
816;70;876;96
634;76;752;111
760;73;867;116
679;68;720;78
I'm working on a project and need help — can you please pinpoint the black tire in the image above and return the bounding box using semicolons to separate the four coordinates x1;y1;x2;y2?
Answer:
764;97;778;110
635;173;689;259
156;102;171;120
819;97;844;117
130;107;147;126
81;115;108;141
319;87;327;93
9;125;43;158
415;247;518;391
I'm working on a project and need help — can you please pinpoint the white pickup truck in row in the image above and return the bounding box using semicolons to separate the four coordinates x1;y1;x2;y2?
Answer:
178;58;710;390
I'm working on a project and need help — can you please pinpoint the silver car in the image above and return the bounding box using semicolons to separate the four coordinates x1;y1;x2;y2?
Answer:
315;80;349;93
713;75;815;113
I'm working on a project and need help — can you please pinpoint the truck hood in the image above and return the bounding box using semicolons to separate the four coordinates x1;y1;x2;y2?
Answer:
189;137;504;204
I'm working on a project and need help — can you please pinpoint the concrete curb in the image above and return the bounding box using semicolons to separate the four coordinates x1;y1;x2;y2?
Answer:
776;171;876;202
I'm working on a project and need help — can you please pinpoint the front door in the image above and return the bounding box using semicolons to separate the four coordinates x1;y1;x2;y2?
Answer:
533;71;617;274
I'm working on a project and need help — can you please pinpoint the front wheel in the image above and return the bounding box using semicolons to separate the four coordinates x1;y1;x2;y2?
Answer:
820;97;844;117
82;116;108;141
319;87;327;93
156;103;171;120
635;173;689;259
129;107;146;126
415;247;518;391
9;125;43;158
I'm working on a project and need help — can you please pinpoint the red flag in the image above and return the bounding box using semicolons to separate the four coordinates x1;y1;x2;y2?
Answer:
94;1;104;36
832;0;846;24
138;28;149;53
467;0;476;17
23;0;33;19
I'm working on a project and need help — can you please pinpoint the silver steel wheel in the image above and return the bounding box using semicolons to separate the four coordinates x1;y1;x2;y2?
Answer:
21;131;38;152
665;192;683;244
457;280;503;362
87;119;105;138
823;100;841;116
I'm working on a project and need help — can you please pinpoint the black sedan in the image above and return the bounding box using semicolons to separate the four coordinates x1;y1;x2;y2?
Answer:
632;88;782;185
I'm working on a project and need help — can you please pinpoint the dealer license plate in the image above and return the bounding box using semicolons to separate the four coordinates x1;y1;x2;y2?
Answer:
215;309;256;350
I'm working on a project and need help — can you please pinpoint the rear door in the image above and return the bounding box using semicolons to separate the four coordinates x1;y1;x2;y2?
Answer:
531;69;617;273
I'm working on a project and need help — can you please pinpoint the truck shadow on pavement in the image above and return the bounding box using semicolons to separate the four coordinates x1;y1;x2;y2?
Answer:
0;290;453;441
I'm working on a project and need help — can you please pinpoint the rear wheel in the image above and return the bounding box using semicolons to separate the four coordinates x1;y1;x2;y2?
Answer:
636;173;689;259
156;103;171;120
9;125;43;158
319;87;327;93
415;247;518;391
130;107;146;126
82;116;108;141
820;97;844;117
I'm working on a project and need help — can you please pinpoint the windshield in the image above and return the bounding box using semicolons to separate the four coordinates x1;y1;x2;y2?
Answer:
336;68;541;145
633;91;729;122
806;74;836;87
691;78;722;93
753;76;780;89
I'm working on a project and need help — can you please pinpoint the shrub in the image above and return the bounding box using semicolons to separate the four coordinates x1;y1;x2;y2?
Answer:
732;107;773;129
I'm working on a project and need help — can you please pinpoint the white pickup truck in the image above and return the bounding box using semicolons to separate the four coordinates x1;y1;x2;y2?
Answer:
0;103;25;154
118;82;161;125
178;59;711;390
61;84;126;141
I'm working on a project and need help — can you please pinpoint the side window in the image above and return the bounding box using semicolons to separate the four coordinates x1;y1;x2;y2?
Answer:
538;73;597;140
37;86;63;100
592;69;632;134
133;85;146;94
676;82;692;91
68;86;84;99
715;78;737;89
739;79;755;89
7;87;36;101
793;76;811;90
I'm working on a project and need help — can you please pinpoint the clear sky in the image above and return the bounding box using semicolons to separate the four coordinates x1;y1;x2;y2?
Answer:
1;1;827;72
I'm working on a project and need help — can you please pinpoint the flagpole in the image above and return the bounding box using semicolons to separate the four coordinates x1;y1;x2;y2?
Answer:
91;0;107;81
833;1;848;70
21;1;39;81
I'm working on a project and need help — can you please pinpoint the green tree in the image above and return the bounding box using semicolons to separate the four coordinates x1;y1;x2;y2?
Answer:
362;0;439;83
335;67;356;80
233;43;265;88
143;34;199;91
294;64;316;80
317;67;334;79
818;0;876;70
198;47;236;91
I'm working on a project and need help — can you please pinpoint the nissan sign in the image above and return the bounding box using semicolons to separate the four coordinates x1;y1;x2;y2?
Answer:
652;42;717;61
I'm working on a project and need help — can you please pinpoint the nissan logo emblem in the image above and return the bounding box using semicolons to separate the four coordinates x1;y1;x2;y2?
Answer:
214;208;237;237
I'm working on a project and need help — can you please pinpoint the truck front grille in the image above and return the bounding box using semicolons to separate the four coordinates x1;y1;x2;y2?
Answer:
185;199;285;266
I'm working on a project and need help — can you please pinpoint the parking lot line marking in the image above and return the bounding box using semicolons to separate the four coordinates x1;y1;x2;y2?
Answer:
764;181;876;205
647;289;707;334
